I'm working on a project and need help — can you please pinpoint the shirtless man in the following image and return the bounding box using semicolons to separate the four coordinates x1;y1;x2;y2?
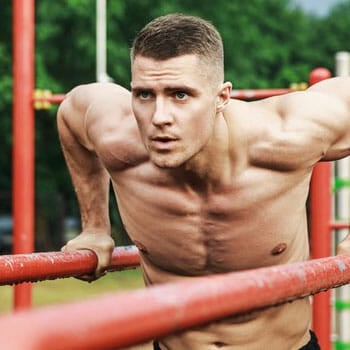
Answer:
58;13;350;350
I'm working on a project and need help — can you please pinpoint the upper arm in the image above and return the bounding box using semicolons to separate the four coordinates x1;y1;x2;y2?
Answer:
277;82;350;164
57;82;142;172
250;80;350;170
57;83;129;149
305;77;350;160
57;84;107;178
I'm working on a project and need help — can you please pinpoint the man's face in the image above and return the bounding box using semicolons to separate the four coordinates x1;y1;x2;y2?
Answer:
131;54;219;169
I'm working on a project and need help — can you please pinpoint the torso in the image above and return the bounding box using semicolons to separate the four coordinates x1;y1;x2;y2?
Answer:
85;88;314;349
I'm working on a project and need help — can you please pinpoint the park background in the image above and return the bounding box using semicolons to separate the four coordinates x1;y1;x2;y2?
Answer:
0;0;350;330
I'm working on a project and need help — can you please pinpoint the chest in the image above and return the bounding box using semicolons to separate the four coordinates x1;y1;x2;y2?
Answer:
113;164;310;251
112;165;310;275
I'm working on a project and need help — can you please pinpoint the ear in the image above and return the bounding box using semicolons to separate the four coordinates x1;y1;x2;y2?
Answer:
216;82;232;113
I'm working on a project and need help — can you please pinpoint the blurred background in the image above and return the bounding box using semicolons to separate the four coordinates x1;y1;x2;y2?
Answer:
0;0;349;252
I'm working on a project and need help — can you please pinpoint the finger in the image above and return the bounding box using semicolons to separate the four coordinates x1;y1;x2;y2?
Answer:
94;250;112;274
75;270;107;283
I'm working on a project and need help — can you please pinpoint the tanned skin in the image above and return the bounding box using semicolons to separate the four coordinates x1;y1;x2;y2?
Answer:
58;53;350;349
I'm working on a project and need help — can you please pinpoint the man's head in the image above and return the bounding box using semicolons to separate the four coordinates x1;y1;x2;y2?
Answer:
131;13;224;85
130;14;231;170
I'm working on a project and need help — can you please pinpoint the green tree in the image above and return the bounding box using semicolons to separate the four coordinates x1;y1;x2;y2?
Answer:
2;0;350;250
308;1;350;71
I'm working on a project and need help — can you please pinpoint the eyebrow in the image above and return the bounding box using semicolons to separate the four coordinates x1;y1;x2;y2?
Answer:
164;86;198;95
131;85;199;95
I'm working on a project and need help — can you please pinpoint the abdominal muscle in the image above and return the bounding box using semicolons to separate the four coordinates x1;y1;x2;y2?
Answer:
138;244;311;350
112;162;313;349
139;253;311;350
116;195;312;349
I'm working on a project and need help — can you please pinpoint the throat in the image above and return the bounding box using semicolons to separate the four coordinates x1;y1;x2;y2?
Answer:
180;163;233;194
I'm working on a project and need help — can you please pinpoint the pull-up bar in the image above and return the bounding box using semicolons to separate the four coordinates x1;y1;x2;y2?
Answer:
0;254;349;350
32;86;306;109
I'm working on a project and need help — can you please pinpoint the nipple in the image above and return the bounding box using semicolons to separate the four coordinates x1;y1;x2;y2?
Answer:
213;342;227;348
271;243;287;256
133;240;149;254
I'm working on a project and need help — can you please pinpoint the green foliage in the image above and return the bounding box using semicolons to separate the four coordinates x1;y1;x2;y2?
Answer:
308;1;350;69
1;0;350;247
0;269;144;313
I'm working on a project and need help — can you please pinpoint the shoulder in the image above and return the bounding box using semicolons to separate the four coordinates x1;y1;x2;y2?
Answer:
58;83;134;149
225;86;350;169
60;82;132;121
261;87;350;161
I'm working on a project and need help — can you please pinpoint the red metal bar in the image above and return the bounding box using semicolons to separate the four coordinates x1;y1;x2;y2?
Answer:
309;67;332;86
37;88;293;105
309;67;333;350
45;93;66;103
0;246;140;285
33;93;66;105
0;254;349;350
330;221;350;230
37;88;292;106
35;90;289;105
310;162;332;350
12;0;35;310
231;88;291;100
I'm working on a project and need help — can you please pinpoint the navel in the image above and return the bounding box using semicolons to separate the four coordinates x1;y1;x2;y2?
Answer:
271;243;287;256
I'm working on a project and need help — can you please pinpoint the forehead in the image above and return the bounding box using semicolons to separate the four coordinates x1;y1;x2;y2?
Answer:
131;54;211;88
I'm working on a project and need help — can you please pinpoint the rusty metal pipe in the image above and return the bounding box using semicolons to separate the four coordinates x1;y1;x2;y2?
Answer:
0;254;349;350
0;246;140;285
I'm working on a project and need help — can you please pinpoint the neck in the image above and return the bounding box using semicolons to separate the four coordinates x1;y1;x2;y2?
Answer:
178;113;232;190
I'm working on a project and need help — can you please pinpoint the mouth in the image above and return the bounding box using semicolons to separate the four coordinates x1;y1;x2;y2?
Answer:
150;136;178;150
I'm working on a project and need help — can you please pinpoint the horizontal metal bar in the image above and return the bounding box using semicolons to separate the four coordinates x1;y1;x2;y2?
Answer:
330;222;350;230
0;254;349;349
231;88;292;99
0;245;140;285
334;299;350;310
334;340;350;350
32;88;295;107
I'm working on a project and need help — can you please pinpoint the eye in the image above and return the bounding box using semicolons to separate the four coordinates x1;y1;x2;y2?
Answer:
175;91;188;100
137;91;152;100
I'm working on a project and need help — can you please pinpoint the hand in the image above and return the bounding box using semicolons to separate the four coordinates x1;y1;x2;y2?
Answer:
61;232;115;282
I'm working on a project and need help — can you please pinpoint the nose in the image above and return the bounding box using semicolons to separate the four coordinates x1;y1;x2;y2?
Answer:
152;98;173;127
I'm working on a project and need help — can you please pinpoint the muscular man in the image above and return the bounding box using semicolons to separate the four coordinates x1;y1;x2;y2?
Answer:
58;13;350;350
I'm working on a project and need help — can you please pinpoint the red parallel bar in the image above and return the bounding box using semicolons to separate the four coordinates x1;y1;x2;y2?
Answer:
0;255;349;350
46;94;66;104
39;89;291;106
231;88;291;100
39;89;289;105
330;221;350;230
12;0;35;310
0;246;140;285
309;67;333;350
310;162;332;350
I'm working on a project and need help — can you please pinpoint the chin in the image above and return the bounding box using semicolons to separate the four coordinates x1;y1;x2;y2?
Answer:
151;155;184;169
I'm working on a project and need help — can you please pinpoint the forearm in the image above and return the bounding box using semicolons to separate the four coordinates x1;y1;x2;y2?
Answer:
70;158;111;234
57;98;111;235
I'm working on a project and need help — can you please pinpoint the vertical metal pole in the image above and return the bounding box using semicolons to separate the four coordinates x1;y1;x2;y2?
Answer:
334;51;350;349
310;163;332;350
309;67;333;350
96;0;112;82
12;0;35;310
